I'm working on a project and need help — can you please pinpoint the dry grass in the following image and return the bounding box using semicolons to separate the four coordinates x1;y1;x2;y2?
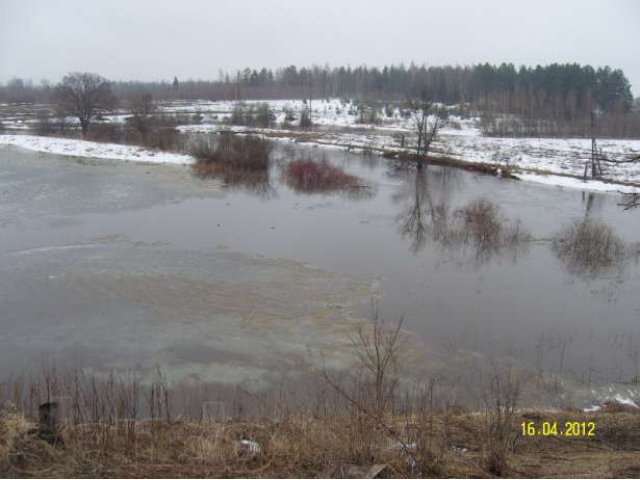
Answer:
2;405;639;478
81;116;183;152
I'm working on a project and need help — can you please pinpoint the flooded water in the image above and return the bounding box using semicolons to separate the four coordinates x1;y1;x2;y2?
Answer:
1;143;639;407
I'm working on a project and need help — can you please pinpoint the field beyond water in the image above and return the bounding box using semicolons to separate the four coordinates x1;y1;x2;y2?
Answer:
1;98;640;192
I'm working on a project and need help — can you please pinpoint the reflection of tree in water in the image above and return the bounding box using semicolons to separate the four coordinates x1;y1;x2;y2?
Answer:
399;166;428;252
224;170;275;197
394;165;530;262
195;165;275;197
394;165;455;254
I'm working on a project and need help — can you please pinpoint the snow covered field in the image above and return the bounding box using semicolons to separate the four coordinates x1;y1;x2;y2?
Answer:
166;98;640;191
1;98;639;193
0;134;193;164
438;135;640;186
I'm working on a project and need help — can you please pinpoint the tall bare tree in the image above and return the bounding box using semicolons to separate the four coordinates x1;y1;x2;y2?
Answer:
55;72;113;137
409;100;444;169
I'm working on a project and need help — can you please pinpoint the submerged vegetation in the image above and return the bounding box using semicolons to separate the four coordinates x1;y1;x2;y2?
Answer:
190;132;272;190
552;220;627;278
284;158;361;193
396;166;531;259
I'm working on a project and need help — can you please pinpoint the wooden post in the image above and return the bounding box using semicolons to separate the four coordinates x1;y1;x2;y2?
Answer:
590;110;602;180
39;402;63;445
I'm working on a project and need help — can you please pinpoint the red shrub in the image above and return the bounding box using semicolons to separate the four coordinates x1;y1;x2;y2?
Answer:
284;159;359;193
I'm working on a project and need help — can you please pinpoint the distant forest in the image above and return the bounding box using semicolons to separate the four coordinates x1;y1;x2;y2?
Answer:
2;63;639;138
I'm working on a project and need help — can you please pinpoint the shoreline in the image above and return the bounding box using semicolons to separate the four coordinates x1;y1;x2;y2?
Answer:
1;131;639;195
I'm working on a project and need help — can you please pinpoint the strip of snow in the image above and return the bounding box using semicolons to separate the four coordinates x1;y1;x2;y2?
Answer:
6;244;103;256
515;173;640;194
615;394;639;408
0;134;193;165
437;135;640;185
584;394;639;412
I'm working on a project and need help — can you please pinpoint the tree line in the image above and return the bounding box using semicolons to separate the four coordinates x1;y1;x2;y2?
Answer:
2;63;634;113
233;63;633;118
1;63;638;137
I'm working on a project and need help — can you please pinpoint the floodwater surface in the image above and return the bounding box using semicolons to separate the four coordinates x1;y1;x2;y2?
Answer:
1;143;639;407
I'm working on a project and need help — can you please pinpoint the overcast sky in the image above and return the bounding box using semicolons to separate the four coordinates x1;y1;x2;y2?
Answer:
1;0;638;94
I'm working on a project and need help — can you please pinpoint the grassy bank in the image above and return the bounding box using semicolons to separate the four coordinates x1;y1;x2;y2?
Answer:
2;406;639;478
1;311;639;478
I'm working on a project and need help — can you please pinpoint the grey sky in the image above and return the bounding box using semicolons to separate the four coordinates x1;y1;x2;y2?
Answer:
1;0;639;94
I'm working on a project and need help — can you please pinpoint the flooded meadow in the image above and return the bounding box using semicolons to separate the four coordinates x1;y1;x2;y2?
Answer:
1;142;639;410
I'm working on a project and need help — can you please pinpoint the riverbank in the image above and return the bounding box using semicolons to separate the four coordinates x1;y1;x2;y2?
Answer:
2;96;640;194
2;406;639;478
0;134;192;165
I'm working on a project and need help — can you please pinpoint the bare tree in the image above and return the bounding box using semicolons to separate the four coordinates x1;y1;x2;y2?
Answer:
129;91;156;117
482;361;520;476
350;308;405;415
409;100;444;169
322;309;417;466
584;110;639;180
55;72;114;137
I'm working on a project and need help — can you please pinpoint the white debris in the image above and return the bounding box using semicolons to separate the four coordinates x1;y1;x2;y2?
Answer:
237;439;261;456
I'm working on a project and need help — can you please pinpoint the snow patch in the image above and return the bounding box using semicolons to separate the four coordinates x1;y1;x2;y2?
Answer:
515;173;640;194
0;134;193;165
584;394;639;412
